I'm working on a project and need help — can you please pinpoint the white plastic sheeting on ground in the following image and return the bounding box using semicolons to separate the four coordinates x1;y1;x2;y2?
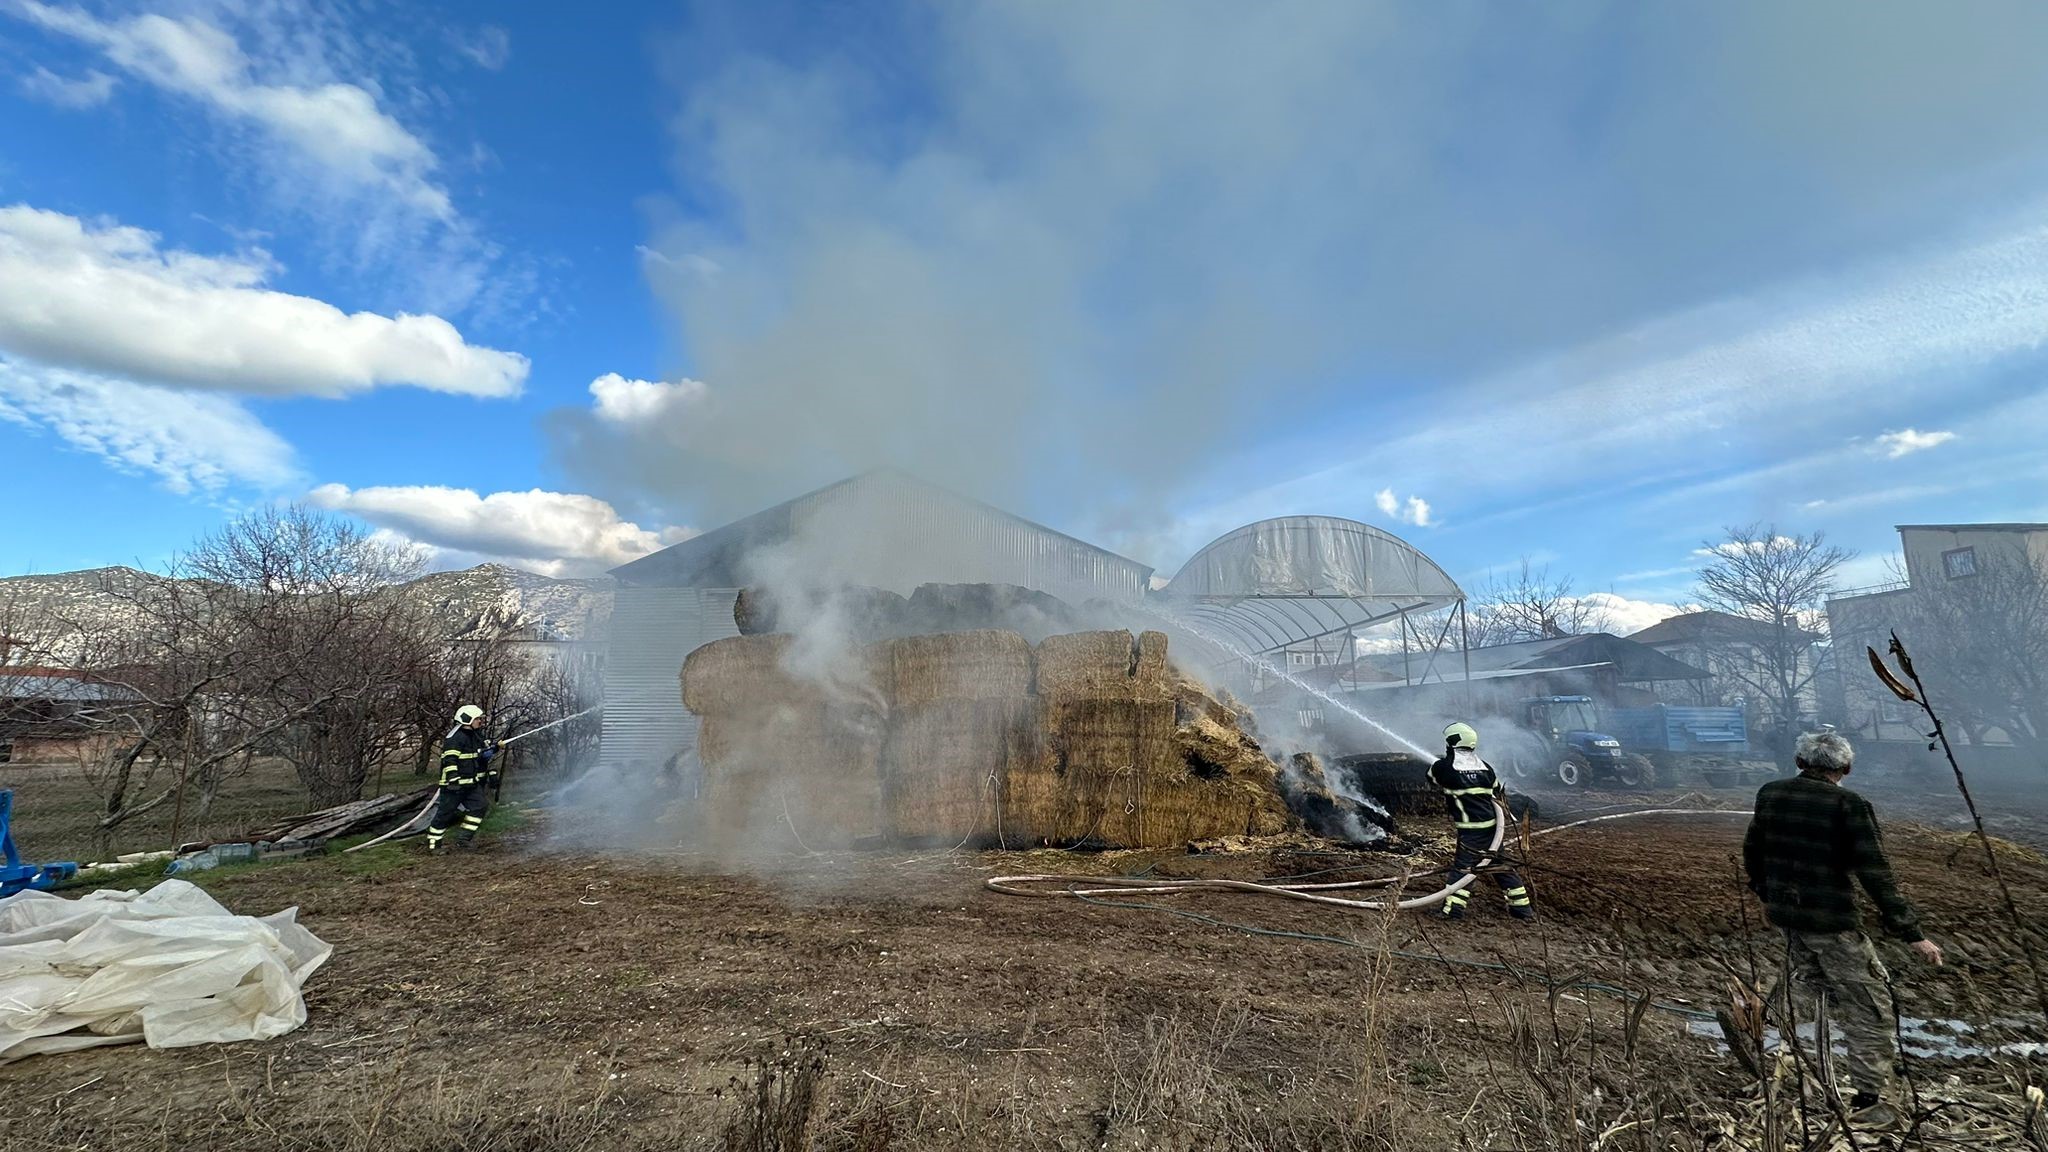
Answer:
0;879;332;1063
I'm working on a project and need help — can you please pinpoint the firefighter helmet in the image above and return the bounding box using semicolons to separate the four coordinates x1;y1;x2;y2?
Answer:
455;704;485;725
1443;721;1479;750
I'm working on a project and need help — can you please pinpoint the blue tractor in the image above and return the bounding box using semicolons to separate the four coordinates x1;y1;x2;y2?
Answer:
1496;695;1650;788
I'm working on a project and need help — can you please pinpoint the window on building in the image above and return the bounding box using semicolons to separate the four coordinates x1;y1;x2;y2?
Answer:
1942;547;1978;579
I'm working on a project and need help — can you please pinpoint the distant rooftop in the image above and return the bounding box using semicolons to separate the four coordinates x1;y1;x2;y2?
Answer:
1358;631;1710;684
609;469;1154;594
1627;609;1824;648
1896;523;2048;533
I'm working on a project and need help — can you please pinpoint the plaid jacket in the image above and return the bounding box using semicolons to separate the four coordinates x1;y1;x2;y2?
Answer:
1742;774;1923;942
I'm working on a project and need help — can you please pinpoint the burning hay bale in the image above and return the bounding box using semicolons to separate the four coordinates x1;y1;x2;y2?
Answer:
1280;752;1388;844
882;697;1042;843
1033;629;1173;703
696;703;887;853
682;627;1327;851
880;631;1040;842
731;585;910;643
682;634;805;715
888;630;1033;707
900;583;1086;641
683;636;889;852
1000;629;1291;847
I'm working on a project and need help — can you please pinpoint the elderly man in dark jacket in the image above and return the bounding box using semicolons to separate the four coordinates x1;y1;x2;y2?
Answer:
1743;731;1943;1128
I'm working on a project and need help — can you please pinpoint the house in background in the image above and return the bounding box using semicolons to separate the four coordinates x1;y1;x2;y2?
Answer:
1626;610;1827;733
1827;522;2048;750
0;668;141;764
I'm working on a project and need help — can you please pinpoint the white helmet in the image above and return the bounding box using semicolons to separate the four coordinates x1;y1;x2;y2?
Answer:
1444;721;1479;750
455;704;485;725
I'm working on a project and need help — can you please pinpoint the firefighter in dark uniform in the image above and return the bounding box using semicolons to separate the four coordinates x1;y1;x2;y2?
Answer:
1430;721;1534;920
427;704;498;851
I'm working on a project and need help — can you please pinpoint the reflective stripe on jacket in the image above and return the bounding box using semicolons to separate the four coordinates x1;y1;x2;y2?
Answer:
1429;747;1500;829
439;726;489;787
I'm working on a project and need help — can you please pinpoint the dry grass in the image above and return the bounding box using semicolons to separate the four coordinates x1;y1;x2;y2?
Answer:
3;756;337;864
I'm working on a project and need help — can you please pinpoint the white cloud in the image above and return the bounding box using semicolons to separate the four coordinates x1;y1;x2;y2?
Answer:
308;484;696;576
1577;592;1687;636
1693;536;1798;559
0;205;527;397
1874;427;1956;458
0;359;297;494
450;25;510;71
1374;488;1433;527
18;64;115;108
13;2;451;217
1614;565;1695;583
1225;202;2048;531
589;373;706;425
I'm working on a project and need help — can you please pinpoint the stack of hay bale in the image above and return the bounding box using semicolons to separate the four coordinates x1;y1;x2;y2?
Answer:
681;627;1301;851
880;630;1039;843
1009;631;1174;846
681;634;889;853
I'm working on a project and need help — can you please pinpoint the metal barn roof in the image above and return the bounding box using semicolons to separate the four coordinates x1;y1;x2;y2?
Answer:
608;469;1154;602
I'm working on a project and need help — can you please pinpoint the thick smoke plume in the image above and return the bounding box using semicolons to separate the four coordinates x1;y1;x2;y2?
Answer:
546;2;2048;560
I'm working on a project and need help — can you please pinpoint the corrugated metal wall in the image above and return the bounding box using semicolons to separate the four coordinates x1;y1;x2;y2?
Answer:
598;586;739;769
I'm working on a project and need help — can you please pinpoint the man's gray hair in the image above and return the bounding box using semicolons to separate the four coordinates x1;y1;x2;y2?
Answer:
1796;731;1855;774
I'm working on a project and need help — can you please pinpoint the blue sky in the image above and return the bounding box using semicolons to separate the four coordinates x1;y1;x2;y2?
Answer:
3;2;2047;630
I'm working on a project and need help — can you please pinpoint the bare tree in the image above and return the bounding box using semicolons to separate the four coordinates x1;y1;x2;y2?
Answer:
20;506;446;824
1692;524;1853;744
5;510;599;836
1469;558;1610;647
178;505;434;805
1889;553;2048;758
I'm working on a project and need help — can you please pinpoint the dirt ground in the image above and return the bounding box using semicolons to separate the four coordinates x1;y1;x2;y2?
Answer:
4;787;2046;1151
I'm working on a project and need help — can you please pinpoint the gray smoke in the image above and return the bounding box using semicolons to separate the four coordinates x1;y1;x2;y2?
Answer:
547;2;2048;555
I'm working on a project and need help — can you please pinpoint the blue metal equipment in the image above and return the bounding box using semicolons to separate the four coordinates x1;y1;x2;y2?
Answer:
0;789;78;897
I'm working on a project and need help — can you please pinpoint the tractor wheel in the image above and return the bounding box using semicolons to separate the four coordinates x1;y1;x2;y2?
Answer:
1504;750;1537;780
1557;758;1587;787
1611;755;1656;789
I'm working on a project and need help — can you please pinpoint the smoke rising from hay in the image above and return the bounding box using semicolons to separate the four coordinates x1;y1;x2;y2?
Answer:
545;2;2048;555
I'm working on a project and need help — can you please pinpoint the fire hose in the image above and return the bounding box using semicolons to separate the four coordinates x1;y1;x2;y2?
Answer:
985;806;1752;912
344;706;604;854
